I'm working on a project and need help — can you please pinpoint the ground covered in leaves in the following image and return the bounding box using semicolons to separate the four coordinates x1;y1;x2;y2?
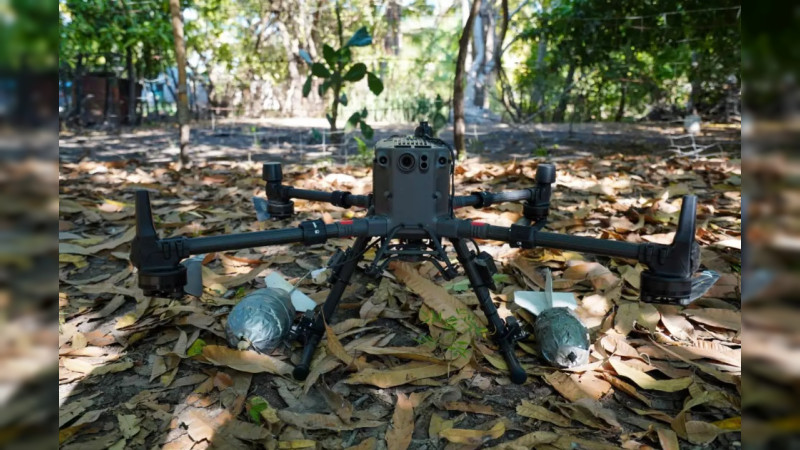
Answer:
59;126;741;450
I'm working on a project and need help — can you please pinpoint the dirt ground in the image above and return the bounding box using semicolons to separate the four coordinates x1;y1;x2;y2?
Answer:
58;118;741;165
58;120;742;450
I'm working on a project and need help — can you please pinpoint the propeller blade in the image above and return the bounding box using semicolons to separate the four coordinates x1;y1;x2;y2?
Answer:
252;196;270;221
181;256;204;297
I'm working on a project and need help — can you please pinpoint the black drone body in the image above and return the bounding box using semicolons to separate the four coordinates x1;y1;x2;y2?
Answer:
130;122;700;384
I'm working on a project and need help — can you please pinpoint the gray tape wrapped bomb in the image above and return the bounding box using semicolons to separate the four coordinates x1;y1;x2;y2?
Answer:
533;307;589;368
225;288;296;353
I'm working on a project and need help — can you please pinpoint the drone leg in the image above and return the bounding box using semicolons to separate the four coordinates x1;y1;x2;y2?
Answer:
451;238;528;384
292;236;370;381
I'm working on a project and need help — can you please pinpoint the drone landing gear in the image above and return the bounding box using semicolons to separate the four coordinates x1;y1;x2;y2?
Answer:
292;236;370;380
451;238;528;384
292;236;528;383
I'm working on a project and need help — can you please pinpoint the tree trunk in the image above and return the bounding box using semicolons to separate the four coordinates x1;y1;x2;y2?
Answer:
614;82;627;122
327;0;345;144
74;54;84;125
169;0;191;164
472;0;496;109
688;51;701;113
552;62;575;122
530;35;547;117
126;47;136;125
384;0;401;55
453;0;482;158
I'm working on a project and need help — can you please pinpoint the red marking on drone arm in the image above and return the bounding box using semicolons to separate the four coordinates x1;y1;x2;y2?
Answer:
471;221;486;226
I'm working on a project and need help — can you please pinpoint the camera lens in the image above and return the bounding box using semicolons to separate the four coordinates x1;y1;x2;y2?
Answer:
420;162;428;170
398;153;415;172
438;156;447;165
378;155;388;165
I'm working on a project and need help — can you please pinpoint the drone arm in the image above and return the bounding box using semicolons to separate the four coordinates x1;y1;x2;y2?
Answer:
131;189;382;296
160;219;375;257
262;163;370;217
439;195;700;303
284;187;370;209
453;163;555;224
454;189;533;208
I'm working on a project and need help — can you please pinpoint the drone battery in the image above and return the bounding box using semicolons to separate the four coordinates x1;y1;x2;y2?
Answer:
373;136;451;226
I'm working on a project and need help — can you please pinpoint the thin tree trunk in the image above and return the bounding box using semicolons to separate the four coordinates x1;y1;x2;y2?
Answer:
688;51;701;113
614;82;627;122
126;47;136;125
169;0;191;164
530;36;546;116
552;62;575;122
328;0;344;143
454;0;482;158
74;54;84;125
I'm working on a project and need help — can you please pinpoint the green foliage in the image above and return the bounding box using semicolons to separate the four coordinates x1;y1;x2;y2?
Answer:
351;135;372;166
247;396;269;424
186;338;206;357
506;0;740;121
401;95;448;136
302;24;383;140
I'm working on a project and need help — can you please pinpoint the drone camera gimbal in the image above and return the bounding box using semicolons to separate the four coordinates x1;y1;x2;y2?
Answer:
130;122;701;384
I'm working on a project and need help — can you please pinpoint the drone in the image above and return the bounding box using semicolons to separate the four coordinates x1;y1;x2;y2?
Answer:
131;122;700;384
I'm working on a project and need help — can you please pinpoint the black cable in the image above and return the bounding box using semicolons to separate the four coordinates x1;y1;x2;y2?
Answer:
324;236;384;271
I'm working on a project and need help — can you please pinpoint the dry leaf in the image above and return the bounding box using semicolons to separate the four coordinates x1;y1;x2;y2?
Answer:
657;305;696;341
487;431;559;449
279;440;318;449
391;261;481;333
345;349;471;388
544;370;612;402
516;400;570;427
609;358;692;392
201;345;293;375
276;411;384;431
658;428;680;450
325;324;370;370
428;413;455;439
344;437;377;450
685;420;722;445
360;346;444;364
441;401;498;416
318;382;353;424
557;398;621;430
386;392;414;450
683;308;741;331
614;302;639;336
439;421;505;445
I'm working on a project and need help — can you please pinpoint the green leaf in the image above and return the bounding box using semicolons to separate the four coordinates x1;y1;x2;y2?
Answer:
339;92;348;106
338;46;352;65
493;273;511;284
447;279;472;292
342;63;367;82
302;76;312;97
311;62;331;78
347;112;361;126
186;338;206;357
326;113;335;128
359;121;374;140
367;72;384;96
322;44;337;67
353;135;368;154
346;26;373;47
298;49;313;64
360;107;368;118
318;80;331;96
248;396;269;424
